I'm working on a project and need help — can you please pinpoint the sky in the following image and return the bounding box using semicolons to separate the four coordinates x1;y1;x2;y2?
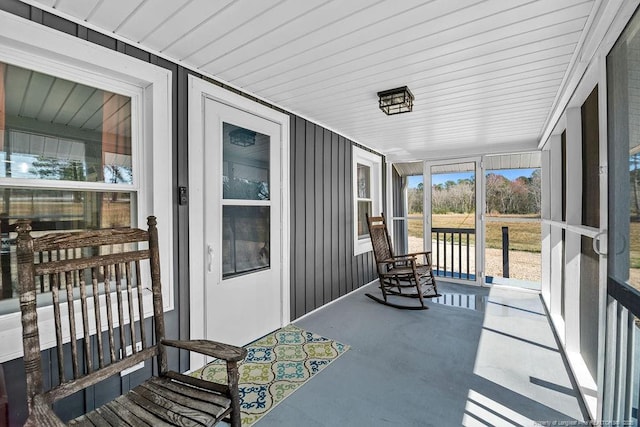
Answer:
407;168;537;188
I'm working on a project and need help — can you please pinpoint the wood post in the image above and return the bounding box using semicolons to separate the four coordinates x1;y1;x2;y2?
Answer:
502;226;509;278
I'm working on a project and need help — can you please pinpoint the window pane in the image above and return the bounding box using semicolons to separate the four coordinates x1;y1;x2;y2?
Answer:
223;123;269;200
222;206;270;278
0;61;132;184
357;164;371;198
357;200;372;239
0;189;134;300
392;168;407;254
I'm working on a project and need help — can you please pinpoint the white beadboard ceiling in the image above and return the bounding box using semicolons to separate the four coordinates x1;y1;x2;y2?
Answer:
20;0;602;161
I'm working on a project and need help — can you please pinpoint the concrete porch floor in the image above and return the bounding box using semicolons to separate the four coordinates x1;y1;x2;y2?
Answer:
257;281;588;426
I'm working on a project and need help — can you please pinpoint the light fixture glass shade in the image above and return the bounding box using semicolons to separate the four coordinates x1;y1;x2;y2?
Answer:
377;86;414;115
229;128;257;147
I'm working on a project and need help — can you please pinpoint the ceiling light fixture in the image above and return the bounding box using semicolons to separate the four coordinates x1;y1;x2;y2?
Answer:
229;128;256;147
377;86;414;115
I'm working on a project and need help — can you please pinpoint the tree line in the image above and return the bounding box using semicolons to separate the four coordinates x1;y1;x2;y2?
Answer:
407;169;541;215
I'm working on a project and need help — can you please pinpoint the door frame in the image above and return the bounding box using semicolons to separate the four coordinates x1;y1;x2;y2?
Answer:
424;157;484;286
187;76;290;368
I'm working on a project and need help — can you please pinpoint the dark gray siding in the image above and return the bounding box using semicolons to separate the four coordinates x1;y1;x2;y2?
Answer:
0;0;380;423
289;116;380;319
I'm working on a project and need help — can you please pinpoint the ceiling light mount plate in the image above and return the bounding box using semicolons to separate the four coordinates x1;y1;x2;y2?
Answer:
377;86;414;115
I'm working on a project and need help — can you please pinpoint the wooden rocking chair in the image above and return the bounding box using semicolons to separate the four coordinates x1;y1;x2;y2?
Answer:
17;216;247;426
365;213;440;310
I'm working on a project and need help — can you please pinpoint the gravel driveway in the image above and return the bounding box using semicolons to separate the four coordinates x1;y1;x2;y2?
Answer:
408;236;541;282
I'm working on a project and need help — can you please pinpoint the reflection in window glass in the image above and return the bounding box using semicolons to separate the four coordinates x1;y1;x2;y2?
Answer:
357;164;370;198
0;61;132;184
222;206;270;278
0;189;133;300
0;60;139;313
357;200;372;240
222;123;269;200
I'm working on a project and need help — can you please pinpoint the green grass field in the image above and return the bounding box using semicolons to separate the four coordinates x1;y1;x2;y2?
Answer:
408;213;541;252
630;222;640;268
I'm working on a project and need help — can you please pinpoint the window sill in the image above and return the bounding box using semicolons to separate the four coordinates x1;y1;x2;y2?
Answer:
354;238;372;256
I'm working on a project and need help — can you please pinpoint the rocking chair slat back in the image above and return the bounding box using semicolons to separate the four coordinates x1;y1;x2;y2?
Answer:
16;217;164;406
366;214;394;266
18;216;245;427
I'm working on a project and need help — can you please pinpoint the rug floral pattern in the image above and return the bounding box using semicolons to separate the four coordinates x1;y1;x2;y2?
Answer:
191;324;350;426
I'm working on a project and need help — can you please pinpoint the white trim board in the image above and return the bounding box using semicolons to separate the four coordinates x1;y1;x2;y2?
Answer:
187;75;291;369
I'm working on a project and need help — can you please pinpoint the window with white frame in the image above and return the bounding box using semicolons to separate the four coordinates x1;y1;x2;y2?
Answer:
0;12;172;362
353;146;382;255
0;61;137;305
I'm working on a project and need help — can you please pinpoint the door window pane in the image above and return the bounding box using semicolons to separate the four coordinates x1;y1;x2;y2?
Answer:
222;123;269;200
0;62;132;184
222;206;270;278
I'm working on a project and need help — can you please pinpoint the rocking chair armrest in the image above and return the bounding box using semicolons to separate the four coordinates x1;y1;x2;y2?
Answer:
380;255;416;264
25;396;65;427
162;339;247;362
403;251;433;260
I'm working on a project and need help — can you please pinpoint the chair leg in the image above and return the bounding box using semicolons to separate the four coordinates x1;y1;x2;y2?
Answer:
226;361;242;427
396;277;404;294
413;272;425;308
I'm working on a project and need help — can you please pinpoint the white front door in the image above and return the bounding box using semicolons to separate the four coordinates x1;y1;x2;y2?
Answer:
188;78;289;360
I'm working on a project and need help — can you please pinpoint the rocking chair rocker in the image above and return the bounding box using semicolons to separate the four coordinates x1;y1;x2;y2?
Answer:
365;213;440;310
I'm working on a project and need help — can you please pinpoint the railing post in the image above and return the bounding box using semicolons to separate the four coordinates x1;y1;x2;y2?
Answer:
502;226;509;278
457;231;462;280
436;231;440;276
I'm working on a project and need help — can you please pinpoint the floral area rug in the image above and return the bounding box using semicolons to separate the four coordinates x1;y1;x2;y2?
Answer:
190;324;350;426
